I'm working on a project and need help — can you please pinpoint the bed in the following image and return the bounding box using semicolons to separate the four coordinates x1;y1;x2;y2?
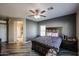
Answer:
31;27;63;56
31;36;62;56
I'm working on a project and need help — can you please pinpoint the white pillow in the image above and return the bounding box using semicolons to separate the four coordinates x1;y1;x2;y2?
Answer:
51;33;59;37
47;32;52;36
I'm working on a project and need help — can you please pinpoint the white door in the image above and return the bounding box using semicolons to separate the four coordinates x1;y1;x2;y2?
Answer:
0;24;6;42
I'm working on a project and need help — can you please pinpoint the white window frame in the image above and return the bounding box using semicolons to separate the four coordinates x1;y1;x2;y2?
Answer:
40;25;46;36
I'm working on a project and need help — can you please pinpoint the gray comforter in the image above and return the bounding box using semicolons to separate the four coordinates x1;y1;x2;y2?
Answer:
31;36;62;52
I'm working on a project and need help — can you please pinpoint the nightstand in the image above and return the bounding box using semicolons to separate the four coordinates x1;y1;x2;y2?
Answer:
61;40;77;52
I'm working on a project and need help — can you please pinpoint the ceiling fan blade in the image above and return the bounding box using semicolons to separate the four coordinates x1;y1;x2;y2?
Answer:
29;10;35;14
40;15;46;17
28;15;34;17
48;7;53;10
35;9;39;12
41;10;46;14
35;9;39;15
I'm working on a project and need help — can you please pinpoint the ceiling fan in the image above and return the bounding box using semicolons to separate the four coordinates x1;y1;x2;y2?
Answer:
28;7;53;19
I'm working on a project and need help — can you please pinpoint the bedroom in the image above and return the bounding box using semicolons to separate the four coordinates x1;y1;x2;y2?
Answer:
0;3;79;56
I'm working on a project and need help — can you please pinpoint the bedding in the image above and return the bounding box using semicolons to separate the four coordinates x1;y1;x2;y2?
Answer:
46;32;59;37
31;36;62;52
51;33;59;37
46;32;52;36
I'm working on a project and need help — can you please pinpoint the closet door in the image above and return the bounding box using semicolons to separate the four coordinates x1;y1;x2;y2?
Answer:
0;24;6;42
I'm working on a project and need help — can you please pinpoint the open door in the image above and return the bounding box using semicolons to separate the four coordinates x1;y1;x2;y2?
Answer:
14;21;24;44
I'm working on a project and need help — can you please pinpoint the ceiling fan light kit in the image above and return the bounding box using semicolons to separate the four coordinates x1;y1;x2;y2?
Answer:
28;7;53;19
34;15;40;19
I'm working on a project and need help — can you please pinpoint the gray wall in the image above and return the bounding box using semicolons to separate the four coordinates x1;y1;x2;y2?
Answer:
26;19;38;40
38;14;76;37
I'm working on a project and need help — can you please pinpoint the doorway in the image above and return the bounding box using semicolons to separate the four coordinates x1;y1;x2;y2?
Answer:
14;21;24;44
0;21;7;43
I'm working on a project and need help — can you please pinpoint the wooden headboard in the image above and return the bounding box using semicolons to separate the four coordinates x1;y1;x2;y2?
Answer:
46;27;62;35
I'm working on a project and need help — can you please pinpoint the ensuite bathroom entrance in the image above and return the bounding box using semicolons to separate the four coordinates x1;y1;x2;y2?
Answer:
14;20;24;44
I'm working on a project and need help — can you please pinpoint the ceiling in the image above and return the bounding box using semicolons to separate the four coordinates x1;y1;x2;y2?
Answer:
0;3;79;21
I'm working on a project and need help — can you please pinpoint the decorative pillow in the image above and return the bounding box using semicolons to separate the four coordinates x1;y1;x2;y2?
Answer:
46;32;52;36
51;33;59;37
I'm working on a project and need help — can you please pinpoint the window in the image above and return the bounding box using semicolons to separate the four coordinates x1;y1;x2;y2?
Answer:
40;25;46;36
0;20;6;23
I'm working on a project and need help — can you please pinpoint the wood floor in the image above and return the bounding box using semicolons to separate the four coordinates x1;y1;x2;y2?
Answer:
0;41;77;56
0;42;39;56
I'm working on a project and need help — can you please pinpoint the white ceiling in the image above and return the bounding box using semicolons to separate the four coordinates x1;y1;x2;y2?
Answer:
0;3;79;21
